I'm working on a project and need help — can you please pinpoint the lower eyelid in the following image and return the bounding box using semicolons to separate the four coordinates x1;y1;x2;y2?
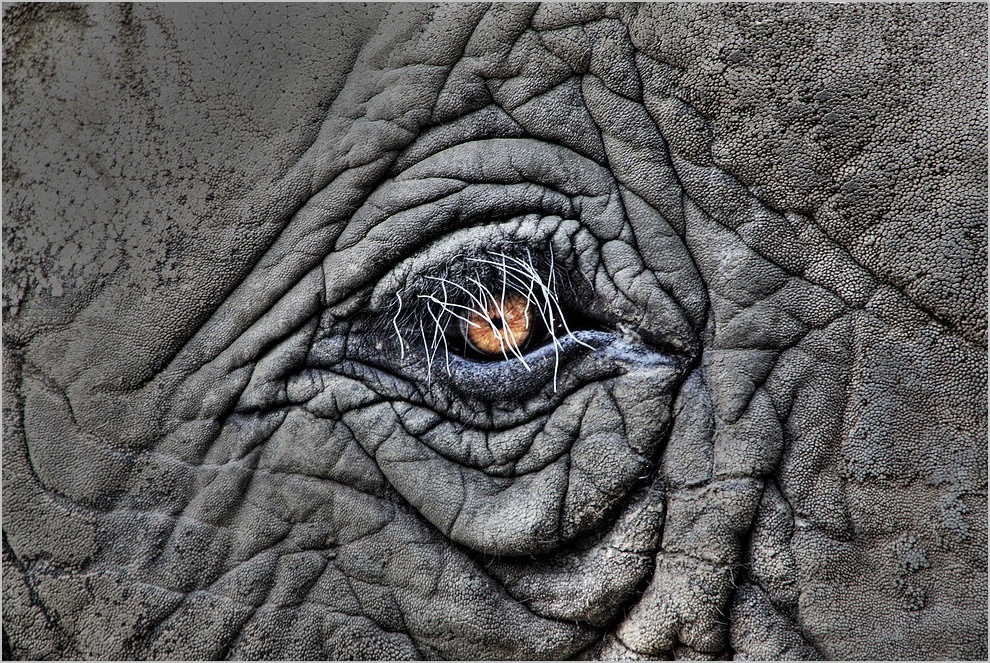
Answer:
436;330;617;399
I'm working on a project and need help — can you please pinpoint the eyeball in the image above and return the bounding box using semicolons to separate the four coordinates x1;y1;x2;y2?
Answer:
462;291;535;356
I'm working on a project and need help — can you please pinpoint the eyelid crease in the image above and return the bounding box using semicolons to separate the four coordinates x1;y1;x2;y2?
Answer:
366;215;577;309
395;138;615;199
324;189;578;310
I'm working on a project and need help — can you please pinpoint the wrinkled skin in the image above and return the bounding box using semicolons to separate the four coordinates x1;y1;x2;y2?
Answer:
3;3;987;660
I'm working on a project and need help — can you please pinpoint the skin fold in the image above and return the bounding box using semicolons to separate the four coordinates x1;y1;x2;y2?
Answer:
2;3;986;660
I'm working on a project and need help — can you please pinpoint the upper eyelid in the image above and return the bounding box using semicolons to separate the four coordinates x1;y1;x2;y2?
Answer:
395;138;614;198
364;215;577;309
333;138;626;255
324;138;634;312
333;180;578;254
322;186;578;310
390;245;571;317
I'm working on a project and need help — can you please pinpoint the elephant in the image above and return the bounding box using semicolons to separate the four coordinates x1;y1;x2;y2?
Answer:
2;2;986;660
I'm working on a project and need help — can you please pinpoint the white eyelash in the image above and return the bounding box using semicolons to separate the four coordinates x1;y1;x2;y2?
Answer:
392;293;407;361
392;248;594;392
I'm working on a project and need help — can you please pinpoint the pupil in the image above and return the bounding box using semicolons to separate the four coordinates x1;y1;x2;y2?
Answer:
493;317;504;329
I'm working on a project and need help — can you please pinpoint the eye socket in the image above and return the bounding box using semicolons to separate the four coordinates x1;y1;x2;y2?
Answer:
313;227;697;422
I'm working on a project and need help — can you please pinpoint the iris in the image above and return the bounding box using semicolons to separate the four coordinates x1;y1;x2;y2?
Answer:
462;290;534;356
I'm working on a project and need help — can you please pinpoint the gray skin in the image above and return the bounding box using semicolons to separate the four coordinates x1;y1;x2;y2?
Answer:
2;3;986;660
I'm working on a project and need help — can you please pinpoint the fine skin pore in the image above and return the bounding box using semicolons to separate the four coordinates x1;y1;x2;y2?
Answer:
2;3;987;660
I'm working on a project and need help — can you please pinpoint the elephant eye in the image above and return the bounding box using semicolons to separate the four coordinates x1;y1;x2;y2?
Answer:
320;223;699;422
388;247;597;385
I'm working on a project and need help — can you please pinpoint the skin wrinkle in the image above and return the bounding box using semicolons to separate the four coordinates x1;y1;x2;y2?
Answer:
633;45;978;349
356;350;680;510
540;15;824;660
3;532;67;620
326;182;581;308
384;399;560;476
672;154;872;316
392;106;528;174
487;492;665;624
634;75;874;321
154;6;486;381
371;394;586;555
176;504;420;660
35;36;660;644
38;5;732;644
57;452;384;624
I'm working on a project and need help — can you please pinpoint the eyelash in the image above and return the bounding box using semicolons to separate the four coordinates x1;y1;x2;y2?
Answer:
389;248;595;391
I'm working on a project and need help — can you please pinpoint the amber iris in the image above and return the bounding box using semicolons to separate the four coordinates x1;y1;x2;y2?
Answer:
462;291;534;356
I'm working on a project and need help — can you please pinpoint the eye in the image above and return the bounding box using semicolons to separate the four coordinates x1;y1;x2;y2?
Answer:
461;289;535;357
393;247;598;385
318;216;701;420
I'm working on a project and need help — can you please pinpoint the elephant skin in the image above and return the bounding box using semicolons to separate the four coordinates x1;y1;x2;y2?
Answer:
2;3;986;660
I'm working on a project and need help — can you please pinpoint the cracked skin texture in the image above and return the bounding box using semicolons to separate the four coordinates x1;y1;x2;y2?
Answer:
2;3;986;660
